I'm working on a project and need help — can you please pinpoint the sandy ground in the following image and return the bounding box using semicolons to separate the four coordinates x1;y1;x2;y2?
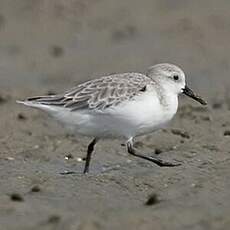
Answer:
1;1;230;230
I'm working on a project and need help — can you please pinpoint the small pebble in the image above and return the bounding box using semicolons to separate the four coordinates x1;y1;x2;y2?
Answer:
154;148;162;155
49;45;64;58
200;115;211;121
24;130;32;136
145;193;160;206
10;193;24;202
47;215;61;224
76;157;83;162
212;102;222;109
0;95;7;104
64;153;74;160
6;157;15;161
224;130;230;136
31;185;41;193
60;170;76;175
17;113;27;120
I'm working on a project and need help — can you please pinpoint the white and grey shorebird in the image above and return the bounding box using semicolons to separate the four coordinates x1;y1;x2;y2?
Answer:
18;63;207;173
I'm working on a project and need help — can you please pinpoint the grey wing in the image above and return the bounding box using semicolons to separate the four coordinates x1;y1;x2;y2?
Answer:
26;73;151;111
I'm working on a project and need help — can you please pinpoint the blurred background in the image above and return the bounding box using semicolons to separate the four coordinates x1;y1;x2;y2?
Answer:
0;0;229;98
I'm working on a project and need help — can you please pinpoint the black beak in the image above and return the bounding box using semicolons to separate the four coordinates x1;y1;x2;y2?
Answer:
183;85;207;105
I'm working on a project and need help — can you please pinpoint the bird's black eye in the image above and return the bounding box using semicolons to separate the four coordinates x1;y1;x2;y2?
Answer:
173;75;179;81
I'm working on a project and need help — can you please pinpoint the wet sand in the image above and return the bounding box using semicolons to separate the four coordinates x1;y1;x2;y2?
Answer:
1;1;230;229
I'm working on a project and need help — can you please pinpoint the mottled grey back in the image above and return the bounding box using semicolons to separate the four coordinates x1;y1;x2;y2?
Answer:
26;73;152;111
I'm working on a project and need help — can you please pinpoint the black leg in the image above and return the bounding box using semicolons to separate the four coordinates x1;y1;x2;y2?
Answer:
126;139;181;167
83;138;98;174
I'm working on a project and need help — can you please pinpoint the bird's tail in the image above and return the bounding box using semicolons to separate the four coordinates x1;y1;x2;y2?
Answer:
16;96;59;112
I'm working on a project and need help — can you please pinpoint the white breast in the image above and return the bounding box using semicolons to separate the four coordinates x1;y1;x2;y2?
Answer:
106;89;178;138
51;86;178;139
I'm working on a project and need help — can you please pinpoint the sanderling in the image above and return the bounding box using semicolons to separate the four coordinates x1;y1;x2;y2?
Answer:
17;63;207;173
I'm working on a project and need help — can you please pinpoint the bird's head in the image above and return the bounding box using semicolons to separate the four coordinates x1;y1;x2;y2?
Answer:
146;63;207;105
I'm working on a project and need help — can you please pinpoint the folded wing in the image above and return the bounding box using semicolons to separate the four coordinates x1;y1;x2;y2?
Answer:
24;73;151;111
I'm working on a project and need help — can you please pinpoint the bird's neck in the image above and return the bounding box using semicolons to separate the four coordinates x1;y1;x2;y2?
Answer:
156;83;179;111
